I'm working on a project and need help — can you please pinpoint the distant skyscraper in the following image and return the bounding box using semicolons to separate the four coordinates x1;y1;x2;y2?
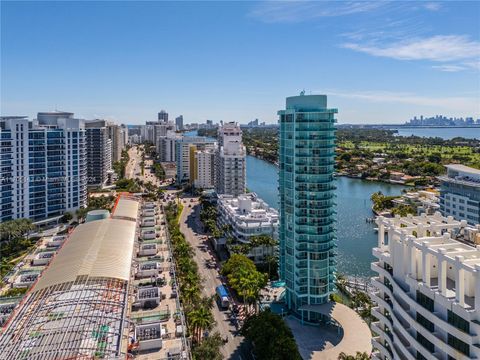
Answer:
158;110;169;122
176;115;184;131
278;94;337;318
215;122;246;197
0;112;87;222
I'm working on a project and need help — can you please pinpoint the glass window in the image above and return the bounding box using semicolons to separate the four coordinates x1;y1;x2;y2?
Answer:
417;332;434;352
448;334;469;356
447;310;469;333
416;291;434;311
417;313;434;332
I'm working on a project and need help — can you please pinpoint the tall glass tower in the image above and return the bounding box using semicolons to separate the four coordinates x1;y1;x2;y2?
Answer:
278;94;337;319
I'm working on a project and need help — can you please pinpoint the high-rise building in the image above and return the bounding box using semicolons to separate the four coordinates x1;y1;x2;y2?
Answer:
192;148;216;189
439;164;480;225
176;115;184;131
278;94;337;317
158;110;169;122
215;122;246;197
141;124;155;144
107;123;127;163
372;213;480;360
175;136;216;184
85;120;112;187
157;131;179;163
0;112;87;222
1;116;31;221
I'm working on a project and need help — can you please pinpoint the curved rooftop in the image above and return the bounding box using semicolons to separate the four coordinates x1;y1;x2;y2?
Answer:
112;196;140;222
0;207;139;359
34;217;136;292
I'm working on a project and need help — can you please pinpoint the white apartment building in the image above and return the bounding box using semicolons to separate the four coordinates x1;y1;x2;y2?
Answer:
175;136;216;184
141;124;156;144
216;122;246;197
439;164;480;225
0;112;87;222
157;131;179;163
371;212;480;360
217;193;278;263
193;149;215;189
107;123;127;163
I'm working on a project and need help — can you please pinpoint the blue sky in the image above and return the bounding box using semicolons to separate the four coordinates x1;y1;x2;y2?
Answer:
1;1;479;124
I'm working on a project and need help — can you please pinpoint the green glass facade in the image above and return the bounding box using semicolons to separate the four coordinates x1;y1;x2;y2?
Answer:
278;94;337;317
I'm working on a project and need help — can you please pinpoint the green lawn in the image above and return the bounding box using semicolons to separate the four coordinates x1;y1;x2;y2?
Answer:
339;141;480;169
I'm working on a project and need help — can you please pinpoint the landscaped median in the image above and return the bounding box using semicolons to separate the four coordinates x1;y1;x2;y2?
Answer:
164;202;222;359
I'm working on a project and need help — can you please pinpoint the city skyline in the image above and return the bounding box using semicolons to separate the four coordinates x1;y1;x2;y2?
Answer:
2;1;479;124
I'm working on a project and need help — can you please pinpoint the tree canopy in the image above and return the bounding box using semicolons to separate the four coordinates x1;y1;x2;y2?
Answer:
241;309;302;360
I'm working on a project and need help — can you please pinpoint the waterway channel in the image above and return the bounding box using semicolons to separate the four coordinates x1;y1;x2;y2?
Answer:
246;155;406;277
185;130;406;277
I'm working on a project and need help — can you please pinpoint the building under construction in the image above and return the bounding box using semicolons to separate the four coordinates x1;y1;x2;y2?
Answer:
0;197;140;360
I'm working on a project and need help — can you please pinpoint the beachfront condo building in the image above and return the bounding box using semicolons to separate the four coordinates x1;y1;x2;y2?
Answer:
0;112;87;223
175;136;216;184
439;164;480;226
371;213;480;360
278;93;337;318
215;122;246;197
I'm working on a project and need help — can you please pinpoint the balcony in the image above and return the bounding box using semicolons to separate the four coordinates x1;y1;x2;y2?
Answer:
372;336;393;359
371;271;476;358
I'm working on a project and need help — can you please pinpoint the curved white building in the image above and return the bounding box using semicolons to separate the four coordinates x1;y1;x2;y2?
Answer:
371;212;480;360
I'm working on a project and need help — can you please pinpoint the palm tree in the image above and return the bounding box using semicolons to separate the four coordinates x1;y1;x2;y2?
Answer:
265;254;278;279
191;331;223;360
189;306;215;343
182;284;201;310
0;219;36;241
199;295;215;310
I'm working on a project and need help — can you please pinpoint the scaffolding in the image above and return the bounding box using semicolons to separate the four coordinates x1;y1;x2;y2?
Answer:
0;276;128;360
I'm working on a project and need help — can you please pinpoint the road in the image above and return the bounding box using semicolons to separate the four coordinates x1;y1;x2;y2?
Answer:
126;145;168;187
175;194;244;360
126;146;139;180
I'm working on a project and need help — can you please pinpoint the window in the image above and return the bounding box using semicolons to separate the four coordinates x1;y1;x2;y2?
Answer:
416;291;434;311
448;334;469;356
417;313;434;332
448;310;469;333
417;352;427;360
417;332;434;352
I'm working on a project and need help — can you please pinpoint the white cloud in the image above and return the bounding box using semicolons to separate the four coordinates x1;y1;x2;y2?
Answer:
248;1;387;23
423;2;441;11
341;35;480;62
431;64;466;72
325;89;480;113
